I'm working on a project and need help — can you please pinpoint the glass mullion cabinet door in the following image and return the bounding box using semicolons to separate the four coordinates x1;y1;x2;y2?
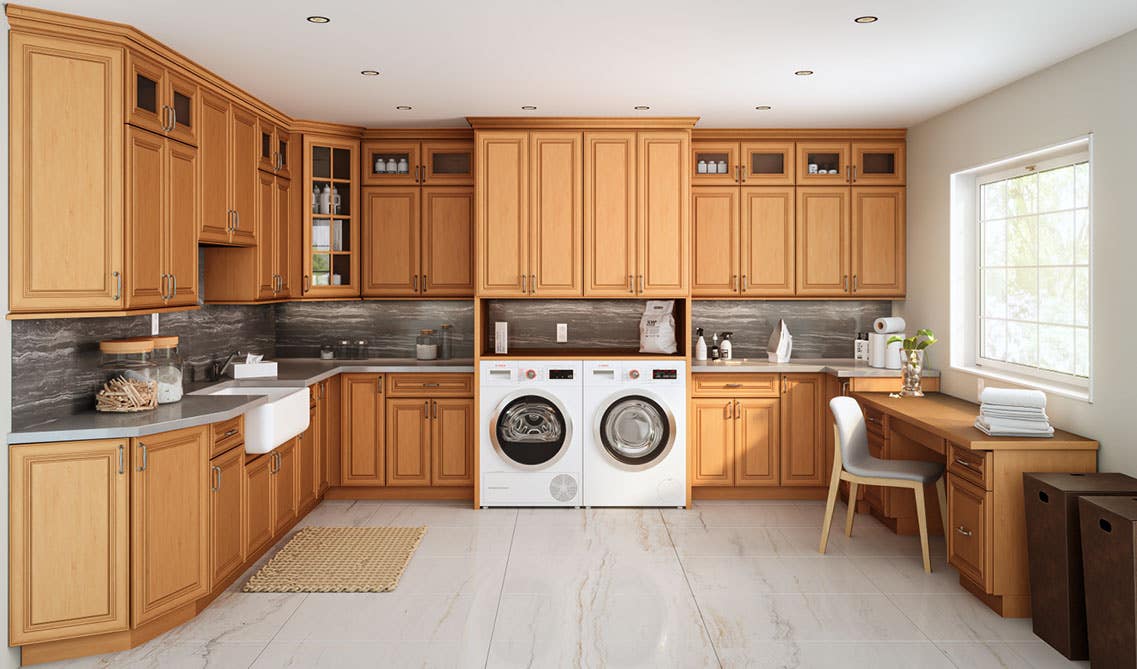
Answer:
692;141;740;185
796;142;851;185
362;140;420;186
851;141;905;185
740;141;795;185
127;52;168;135
421;140;474;185
303;135;359;297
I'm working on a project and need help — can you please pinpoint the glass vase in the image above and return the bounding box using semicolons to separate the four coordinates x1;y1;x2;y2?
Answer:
900;349;925;397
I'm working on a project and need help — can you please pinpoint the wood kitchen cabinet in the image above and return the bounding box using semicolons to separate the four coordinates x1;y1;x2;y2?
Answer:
797;141;905;186
9;439;130;645
692;140;795;186
209;444;245;589
197;90;259;246
363;139;473;186
476;130;582;296
298;399;320;510
258;118;292;179
272;440;298;535
302;135;360;297
583;131;637;295
780;374;825;486
796;187;851;296
127;51;198;147
243;453;274;556
387;392;474;487
432;398;475;486
691;186;794;296
387;399;432;486
363;186;474;297
130;426;209;626
341;373;386;485
691;399;736;486
851;187;906;296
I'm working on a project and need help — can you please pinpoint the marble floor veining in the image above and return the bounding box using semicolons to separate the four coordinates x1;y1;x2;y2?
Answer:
39;500;1089;669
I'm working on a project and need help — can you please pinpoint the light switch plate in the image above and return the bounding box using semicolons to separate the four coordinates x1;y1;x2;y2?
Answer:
151;313;159;335
556;323;568;343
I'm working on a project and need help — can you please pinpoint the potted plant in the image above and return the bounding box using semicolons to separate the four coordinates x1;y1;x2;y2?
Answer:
888;329;937;397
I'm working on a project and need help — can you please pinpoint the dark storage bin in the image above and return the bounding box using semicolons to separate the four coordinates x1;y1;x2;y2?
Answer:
1023;472;1137;660
1079;495;1137;669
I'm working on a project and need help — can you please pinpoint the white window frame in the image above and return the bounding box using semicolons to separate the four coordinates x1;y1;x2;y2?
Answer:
949;135;1093;402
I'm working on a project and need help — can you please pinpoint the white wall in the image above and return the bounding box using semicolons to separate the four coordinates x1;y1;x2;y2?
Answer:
901;29;1137;472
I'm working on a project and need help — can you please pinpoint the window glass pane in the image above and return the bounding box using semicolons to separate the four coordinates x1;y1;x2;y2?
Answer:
1038;268;1074;325
1006;268;1037;320
1006;173;1037;216
1038;165;1074;212
1075;162;1090;208
983;319;1007;361
983;268;1006;318
1005;322;1038;366
1075;209;1090;264
984;218;1006;266
1007;216;1037;266
1075;328;1090;377
983;181;1006;220
1038;212;1074;266
1075;267;1090;327
1039;325;1075;375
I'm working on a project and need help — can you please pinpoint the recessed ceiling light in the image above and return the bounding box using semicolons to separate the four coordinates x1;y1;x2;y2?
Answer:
306;15;330;23
633;105;651;111
854;15;878;23
794;70;814;76
521;105;538;110
360;70;380;76
755;105;772;111
395;105;413;110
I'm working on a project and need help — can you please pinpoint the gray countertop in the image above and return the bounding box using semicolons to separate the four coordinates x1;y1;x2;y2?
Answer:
8;358;474;445
692;358;940;378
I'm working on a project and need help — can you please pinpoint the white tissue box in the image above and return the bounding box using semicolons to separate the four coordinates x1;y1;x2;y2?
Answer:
229;362;278;379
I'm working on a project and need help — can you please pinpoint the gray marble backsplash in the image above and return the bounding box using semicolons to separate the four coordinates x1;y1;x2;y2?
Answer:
485;300;649;350
691;300;892;358
274;301;474;359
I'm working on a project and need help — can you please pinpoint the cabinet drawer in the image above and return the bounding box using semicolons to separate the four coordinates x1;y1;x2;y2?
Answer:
948;474;992;590
862;404;887;439
891;419;945;456
692;374;779;398
211;415;244;457
386;373;473;397
949;444;990;490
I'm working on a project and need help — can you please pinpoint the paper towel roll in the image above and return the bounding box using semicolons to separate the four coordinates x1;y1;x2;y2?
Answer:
868;332;890;368
873;317;907;334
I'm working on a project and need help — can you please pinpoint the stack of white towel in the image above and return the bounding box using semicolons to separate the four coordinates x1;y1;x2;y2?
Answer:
974;387;1054;437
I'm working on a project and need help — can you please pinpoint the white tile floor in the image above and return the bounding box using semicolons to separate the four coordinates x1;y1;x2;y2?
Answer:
39;500;1090;669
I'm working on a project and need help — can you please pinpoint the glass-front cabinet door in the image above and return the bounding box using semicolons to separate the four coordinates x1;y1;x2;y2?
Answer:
421;141;474;185
362;140;420;186
796;142;850;185
852;141;905;185
165;70;198;146
741;141;795;185
303;135;359;297
127;52;167;136
692;141;740;185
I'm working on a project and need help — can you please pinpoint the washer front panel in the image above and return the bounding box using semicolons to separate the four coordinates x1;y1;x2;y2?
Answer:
595;390;676;471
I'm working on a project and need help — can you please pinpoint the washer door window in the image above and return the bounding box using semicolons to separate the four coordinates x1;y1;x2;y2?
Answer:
599;394;673;469
493;394;569;468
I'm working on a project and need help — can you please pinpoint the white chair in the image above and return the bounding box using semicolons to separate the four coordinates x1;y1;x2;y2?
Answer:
820;396;947;572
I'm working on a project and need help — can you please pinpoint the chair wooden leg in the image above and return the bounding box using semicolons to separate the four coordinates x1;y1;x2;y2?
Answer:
820;472;842;554
845;481;859;536
914;483;931;573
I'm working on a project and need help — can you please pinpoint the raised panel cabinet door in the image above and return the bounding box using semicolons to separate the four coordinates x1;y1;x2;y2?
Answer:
422;187;475;296
325;376;343;488
243;454;274;556
165;68;199;147
126;51;167;136
948;475;992;590
198;89;233;244
476;131;529;295
125;126;168;309
256;170;278;299
9;440;129;645
422;140;474;186
386;399;431;486
736;398;781;486
691;399;735;486
340;374;386;486
276;176;296;297
780;374;825;486
362;187;420;296
273;440;298;535
690;187;740;296
362;139;421;186
9;33;124;312
691;141;740;185
741;141;796;186
529;131;583;296
298;409;318;510
795;187;850;296
166;139;200;306
852;141;906;186
741;186;795;296
637;131;689;296
432;398;475;486
851;187;906;297
209;445;245;590
583;131;637;296
131;426;209;626
796;141;851;185
229;105;260;246
257;118;277;174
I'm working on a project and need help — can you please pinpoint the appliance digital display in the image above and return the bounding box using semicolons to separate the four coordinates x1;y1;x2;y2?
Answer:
549;369;575;380
652;369;678;380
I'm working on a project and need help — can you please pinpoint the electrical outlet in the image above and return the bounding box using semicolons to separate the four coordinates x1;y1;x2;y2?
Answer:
556;323;568;343
151;313;159;335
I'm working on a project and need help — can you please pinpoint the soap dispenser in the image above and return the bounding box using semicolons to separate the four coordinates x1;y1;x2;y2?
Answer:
721;332;733;361
710;333;721;361
695;328;708;362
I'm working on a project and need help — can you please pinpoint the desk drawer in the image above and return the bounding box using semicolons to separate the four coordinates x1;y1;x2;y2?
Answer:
386;373;473;397
211;415;244;457
862;404;887;438
891;419;945;455
949;444;990;490
692;374;779;398
948;474;993;590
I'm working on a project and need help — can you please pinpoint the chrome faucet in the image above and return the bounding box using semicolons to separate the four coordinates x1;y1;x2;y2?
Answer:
211;351;243;380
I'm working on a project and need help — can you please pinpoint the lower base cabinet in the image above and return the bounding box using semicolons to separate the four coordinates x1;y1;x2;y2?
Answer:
386;397;475;487
209;445;245;589
273;439;298;535
244;452;274;556
341;373;386;486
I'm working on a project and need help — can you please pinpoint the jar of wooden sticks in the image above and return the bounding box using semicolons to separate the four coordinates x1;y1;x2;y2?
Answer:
97;339;158;412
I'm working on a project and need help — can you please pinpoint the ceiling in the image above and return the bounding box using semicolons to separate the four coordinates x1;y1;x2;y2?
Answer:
20;0;1137;128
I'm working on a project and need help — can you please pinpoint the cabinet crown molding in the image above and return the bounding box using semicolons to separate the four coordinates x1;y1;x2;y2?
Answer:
467;116;699;129
693;128;907;140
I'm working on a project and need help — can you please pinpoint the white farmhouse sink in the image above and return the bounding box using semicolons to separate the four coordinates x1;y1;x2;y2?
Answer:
202;386;310;454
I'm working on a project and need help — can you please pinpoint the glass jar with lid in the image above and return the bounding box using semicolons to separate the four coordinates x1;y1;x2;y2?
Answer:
99;338;157;385
148;335;184;404
416;329;438;360
438;324;453;360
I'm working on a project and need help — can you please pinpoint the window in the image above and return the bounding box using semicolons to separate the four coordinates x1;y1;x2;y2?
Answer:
976;146;1091;388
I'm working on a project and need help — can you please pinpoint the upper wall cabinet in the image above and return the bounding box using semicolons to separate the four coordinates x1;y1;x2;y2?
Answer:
197;91;260;246
127;51;198;147
259;118;292;180
302;135;360;298
363;140;473;186
692;141;795;186
796;141;905;186
691;186;795;297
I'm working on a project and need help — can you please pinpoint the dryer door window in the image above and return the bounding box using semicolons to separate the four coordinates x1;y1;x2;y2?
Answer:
493;395;568;467
599;395;673;468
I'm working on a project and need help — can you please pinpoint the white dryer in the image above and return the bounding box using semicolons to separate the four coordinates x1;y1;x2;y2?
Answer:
479;360;583;507
583;360;687;507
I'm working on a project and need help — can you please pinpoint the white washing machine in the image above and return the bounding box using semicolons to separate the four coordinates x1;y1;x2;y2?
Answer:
583;360;687;507
479;360;583;507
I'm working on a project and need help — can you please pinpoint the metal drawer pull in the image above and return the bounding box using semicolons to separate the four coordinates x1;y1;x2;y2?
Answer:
954;457;981;473
221;428;239;439
432;401;437;419
866;416;881;425
628;275;634;293
137;444;148;472
723;383;743;388
112;271;121;301
211;465;221;492
723;402;731;419
421;383;440;388
422;274;427;293
731;275;738;291
742;274;748;291
955;526;973;537
118;445;124;474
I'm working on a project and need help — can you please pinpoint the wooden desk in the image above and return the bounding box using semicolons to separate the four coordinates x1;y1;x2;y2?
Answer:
853;392;1098;618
